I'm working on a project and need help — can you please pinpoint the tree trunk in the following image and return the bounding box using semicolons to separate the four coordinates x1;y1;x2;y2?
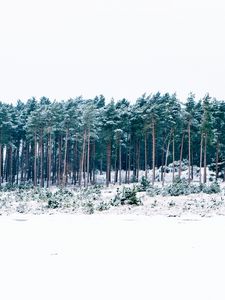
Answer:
34;131;37;186
0;142;2;186
100;154;103;175
178;132;184;178
136;140;140;181
0;130;2;185
73;135;78;184
162;133;171;186
63;128;69;186
161;133;165;182
47;130;52;187
79;129;86;186
92;140;96;184
144;131;147;179
16;144;20;184
199;134;203;184
9;145;13;184
152;122;156;185
119;133;122;185
40;129;44;187
106;141;111;187
128;134;131;184
216;137;219;181
125;140;128;183
188;121;191;184
172;132;175;182
86;130;90;185
58;135;62;186
114;136;118;184
203;134;207;184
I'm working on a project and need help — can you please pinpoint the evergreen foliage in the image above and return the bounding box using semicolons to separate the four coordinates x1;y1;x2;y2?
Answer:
0;93;224;187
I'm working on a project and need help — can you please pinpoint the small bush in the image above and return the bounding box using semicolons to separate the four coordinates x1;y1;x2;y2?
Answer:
163;177;190;196
137;176;150;191
163;177;203;197
48;199;61;209
111;187;142;206
96;201;110;211
146;185;161;197
201;182;220;194
82;201;94;214
131;175;138;183
121;187;142;205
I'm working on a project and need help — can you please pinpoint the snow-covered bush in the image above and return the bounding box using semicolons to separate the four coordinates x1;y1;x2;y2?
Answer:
121;187;141;205
82;200;94;214
95;201;110;211
163;177;202;196
47;189;74;209
137;176;150;191
111;187;142;206
146;185;161;197
131;175;138;183
201;182;220;194
163;177;190;196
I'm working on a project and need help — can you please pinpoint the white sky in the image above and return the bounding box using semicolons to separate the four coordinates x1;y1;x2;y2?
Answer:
0;0;225;103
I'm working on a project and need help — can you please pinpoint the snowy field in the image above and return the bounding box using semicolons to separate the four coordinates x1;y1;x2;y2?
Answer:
1;213;225;300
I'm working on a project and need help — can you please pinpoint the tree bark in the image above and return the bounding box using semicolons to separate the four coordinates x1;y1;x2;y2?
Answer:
161;133;165;182
114;136;118;184
188;121;191;184
128;135;131;184
57;135;62;186
178;132;184;178
86;130;90;185
199;134;203;184
136;140;140;181
203;134;207;184
162;133;171;186
79;129;86;186
172;132;175;182
152;122;156;185
47;129;52;187
119;133;122;185
92;140;96;184
63;128;69;186
144;131;147;179
0;130;2;185
215;137;219;181
34;131;37;186
39;129;44;187
106;141;111;187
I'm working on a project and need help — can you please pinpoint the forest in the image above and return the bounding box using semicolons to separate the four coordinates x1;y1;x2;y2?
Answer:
0;92;224;188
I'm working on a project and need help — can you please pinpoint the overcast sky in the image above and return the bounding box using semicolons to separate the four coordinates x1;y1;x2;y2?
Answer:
0;0;224;103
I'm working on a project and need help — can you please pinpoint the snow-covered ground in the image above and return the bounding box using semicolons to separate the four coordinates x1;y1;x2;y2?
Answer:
1;213;225;300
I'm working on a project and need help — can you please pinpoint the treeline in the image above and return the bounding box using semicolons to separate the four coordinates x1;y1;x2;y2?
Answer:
0;92;225;187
